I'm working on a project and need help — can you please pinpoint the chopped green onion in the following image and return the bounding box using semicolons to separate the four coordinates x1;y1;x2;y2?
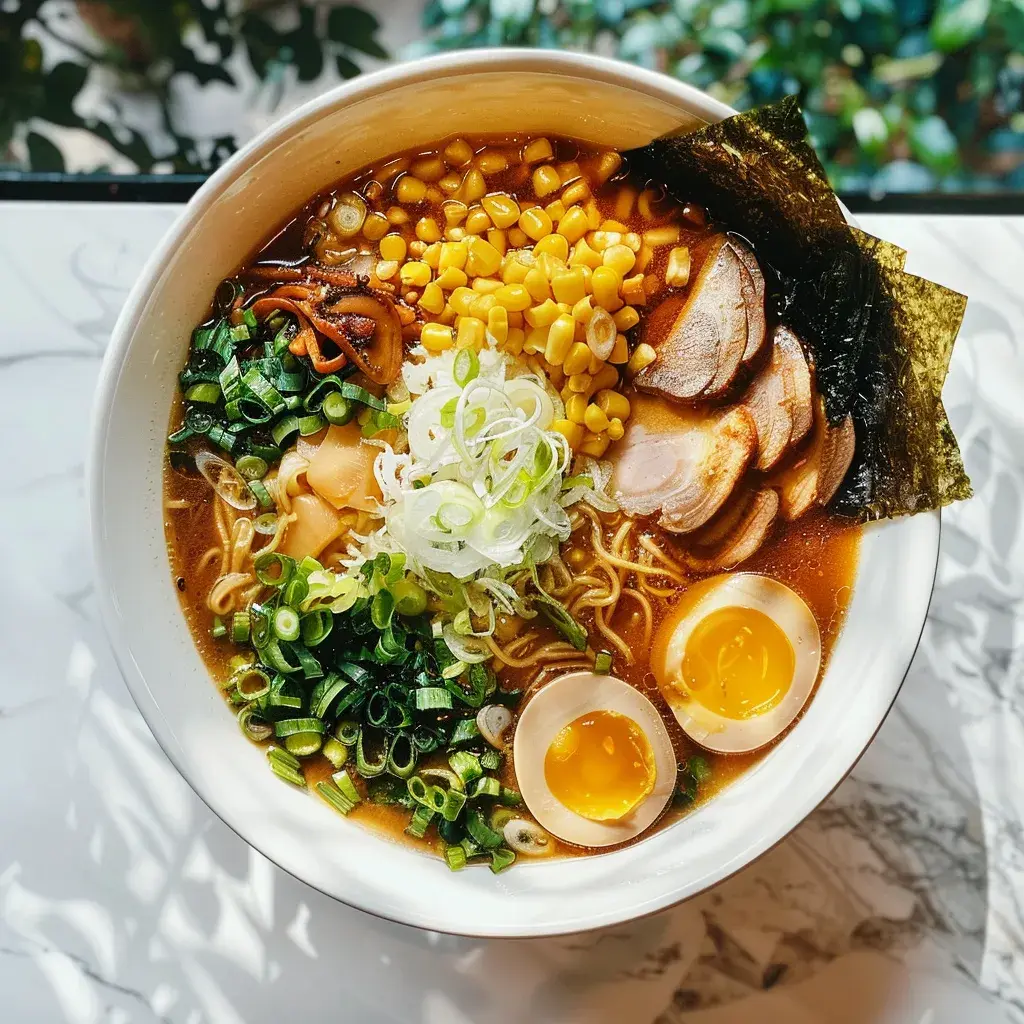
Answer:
267;747;305;786
480;749;501;771
355;728;388;778
333;770;361;805
391;577;428;617
465;807;504;849
229;324;250;344
186;382;221;404
210;616;227;639
317;780;356;816
386;733;418;779
688;755;712;783
272;606;301;642
535;594;588;651
301;610;333;647
406;804;435;840
370;590;395;630
235;455;268;480
452;347;480;387
445;845;468;871
231;610;251;643
440;787;467;822
448;718;481;748
490;847;516;874
237;706;273;742
322;392;354;426
470;776;500;799
594;650;613;675
248;479;274;508
322;737;349;768
283;576;310;609
275;717;325;738
499;787;523;807
272;415;300;446
231;665;270;701
489;806;517;832
407;776;431;807
298;413;325;436
254;552;295;588
336;720;360;746
285;732;323;757
310;673;349;718
242;306;258;330
449;750;483;785
438;817;463;844
414;687;453;711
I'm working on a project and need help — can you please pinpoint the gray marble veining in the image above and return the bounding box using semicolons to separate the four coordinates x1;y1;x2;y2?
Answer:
0;204;1021;1023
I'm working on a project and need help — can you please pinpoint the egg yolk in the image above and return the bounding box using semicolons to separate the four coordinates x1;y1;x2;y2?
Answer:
680;605;795;719
544;710;656;821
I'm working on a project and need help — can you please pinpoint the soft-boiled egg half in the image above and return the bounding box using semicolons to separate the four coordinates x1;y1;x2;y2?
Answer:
652;574;821;754
512;672;677;847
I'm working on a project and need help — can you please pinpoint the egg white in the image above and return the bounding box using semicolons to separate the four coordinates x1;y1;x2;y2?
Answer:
512;672;677;848
653;574;821;754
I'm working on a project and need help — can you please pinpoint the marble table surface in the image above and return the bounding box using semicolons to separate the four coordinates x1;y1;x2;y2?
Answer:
1;203;1022;1024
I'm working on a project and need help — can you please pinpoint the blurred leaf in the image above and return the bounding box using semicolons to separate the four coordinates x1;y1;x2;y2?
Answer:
852;106;888;154
328;5;388;59
26;131;65;172
289;9;325;82
930;0;990;52
173;50;235;87
909;113;959;170
336;54;361;79
42;62;88;126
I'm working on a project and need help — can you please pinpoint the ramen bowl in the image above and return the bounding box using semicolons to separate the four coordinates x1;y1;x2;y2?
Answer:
89;50;938;938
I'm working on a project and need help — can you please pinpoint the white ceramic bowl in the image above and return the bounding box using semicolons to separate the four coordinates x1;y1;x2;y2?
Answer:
89;50;938;938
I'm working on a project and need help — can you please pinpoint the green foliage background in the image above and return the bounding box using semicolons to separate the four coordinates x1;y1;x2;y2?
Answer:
417;0;1024;192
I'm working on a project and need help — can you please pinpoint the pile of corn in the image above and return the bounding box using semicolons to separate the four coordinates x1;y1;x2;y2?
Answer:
353;137;694;458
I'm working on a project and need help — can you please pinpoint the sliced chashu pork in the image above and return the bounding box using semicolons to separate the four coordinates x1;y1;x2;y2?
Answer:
608;394;756;534
742;325;813;472
772;396;856;520
683;487;780;572
636;235;766;402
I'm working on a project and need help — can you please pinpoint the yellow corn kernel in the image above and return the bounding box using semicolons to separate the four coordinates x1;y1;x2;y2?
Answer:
444;138;474;167
636;189;657;220
666;246;691;287
524;299;561;328
609;332;629;364
400;261;431;288
593;151;622;184
557;161;582;182
622;232;642;252
379;233;408;262
544;314;576;365
462;208;490;235
591;266;623;311
418;282;445;315
438;172;462;194
445;226;466;242
567;372;592;393
487;304;509;344
603;244;636;277
504;326;526;355
411;154;445;182
442;201;467;227
472;277;502;294
596;389;631;422
613;185;637;222
408;240;427;258
386;206;410;225
613;306;640;331
523;137;554;164
601;219;628;232
449;287;476;316
644;225;681;247
529;235;563;262
458;169;487;203
562;342;592;377
557;206;589;244
580;431;610;458
456;316;486;350
396;175;427;204
535;252;566;280
544;199;566;223
507;226;529;248
583;403;610;434
572;295;595;323
487;228;507;255
480;192;520;230
524;268;551;303
564;393;588;425
607;417;625;441
470;293;498;319
375;260;398;281
435;265;468;290
494;283;531;312
438;241;468;271
551;418;584;450
533;165;561;197
421;323;454;352
519;207;553;242
421;242;442;269
547;362;565;390
501;255;531;284
621;274;646;306
438;305;458;326
587;353;605;376
590;230;621;252
591;364;619;393
476;148;508;175
569;238;603;269
584;199;602;230
524;326;549;355
561;180;591;207
551;267;587;306
465;236;502;278
508;310;524;328
627;342;657;375
362;212;389;241
633;245;653;274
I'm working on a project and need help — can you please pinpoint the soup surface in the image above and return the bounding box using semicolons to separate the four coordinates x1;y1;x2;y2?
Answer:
165;134;860;867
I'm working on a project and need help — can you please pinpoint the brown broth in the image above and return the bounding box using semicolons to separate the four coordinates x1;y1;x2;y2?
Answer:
164;134;861;859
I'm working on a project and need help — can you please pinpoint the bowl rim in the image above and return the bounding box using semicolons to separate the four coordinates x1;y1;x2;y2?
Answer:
89;48;938;938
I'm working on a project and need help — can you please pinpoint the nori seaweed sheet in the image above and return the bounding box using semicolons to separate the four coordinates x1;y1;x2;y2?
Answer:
624;96;971;520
